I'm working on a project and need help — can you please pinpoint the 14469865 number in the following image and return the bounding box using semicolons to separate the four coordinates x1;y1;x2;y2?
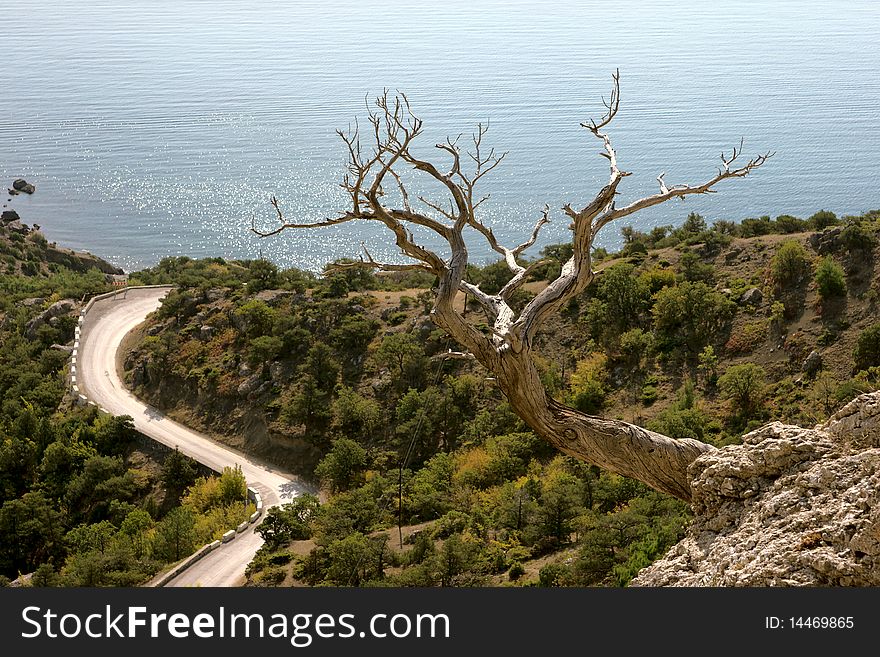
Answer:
790;617;853;629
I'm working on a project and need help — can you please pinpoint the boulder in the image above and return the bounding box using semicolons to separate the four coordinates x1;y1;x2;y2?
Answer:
802;350;823;377
739;287;763;305
809;227;843;256
631;392;880;586
237;374;263;397
200;325;217;341
253;289;294;306
12;179;35;194
6;220;30;235
205;288;228;303
25;299;76;338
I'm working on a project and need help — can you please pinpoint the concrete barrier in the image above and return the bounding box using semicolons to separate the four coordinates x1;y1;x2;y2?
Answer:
249;511;260;524
236;521;249;533
221;530;236;544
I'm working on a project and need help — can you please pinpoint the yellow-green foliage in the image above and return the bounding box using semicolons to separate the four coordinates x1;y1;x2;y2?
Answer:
569;353;608;413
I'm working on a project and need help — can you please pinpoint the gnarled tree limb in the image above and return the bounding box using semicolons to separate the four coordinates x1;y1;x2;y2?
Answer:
253;73;771;502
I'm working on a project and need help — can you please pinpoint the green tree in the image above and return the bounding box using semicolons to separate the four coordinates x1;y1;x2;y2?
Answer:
331;387;382;440
771;240;811;290
539;470;583;543
374;332;425;388
256;494;320;548
161;447;198;504
93;415;139;455
246;258;279;293
854;323;880;372
155;506;197;562
697;345;719;387
652;282;735;354
119;508;154;558
0;491;65;577
326;532;371;585
301;342;341;391
233;299;275;338
719;363;767;420
314;438;368;493
808;209;839;230
218;465;248;506
568;353;608;414
815;256;847;300
248;335;284;366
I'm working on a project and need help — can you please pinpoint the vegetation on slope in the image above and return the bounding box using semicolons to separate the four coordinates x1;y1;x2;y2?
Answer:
0;223;253;586
122;207;880;587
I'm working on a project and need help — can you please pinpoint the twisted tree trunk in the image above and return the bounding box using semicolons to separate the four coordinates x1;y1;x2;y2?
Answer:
254;71;771;502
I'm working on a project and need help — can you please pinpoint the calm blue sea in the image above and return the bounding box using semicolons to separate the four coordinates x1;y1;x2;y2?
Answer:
1;0;878;272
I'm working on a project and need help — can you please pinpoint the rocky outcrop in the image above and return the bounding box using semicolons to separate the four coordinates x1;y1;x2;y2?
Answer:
24;299;76;338
42;244;124;275
631;392;880;586
809;227;843;255
739;287;763;305
1;209;20;223
802;350;823;378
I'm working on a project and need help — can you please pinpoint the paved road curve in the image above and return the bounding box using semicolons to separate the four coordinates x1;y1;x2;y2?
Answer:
78;287;307;586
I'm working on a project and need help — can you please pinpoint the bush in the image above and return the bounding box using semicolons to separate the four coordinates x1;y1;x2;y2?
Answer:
248;335;284;365
770;240;811;290
569;353;608;413
815;256;847;300
508;561;526;581
808;210;839;230
841;220;876;251
724;320;769;355
718;363;767;420
652;282;736;354
854;323;880;372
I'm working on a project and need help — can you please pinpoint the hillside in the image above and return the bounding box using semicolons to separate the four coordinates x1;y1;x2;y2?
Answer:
120;208;880;587
0;214;256;587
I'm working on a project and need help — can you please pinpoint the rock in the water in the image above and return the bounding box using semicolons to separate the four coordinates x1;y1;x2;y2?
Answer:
12;179;35;194
739;287;763;305
631;392;880;586
802;350;823;377
1;209;20;223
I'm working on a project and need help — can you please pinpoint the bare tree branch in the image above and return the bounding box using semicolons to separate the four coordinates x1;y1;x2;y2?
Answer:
257;73;771;502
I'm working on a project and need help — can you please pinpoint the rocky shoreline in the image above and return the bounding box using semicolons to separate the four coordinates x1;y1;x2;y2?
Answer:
1;178;124;276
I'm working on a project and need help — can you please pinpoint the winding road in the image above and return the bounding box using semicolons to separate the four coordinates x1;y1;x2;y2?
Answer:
77;287;307;586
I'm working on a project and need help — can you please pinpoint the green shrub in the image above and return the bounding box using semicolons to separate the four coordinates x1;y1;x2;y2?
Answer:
815;256;847;300
719;363;767;420
652;282;736;354
771;240;811;290
508;561;526;581
808;210;839;230
854;323;880;372
569;353;608;413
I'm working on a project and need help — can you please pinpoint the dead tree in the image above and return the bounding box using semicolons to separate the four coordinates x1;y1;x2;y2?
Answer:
253;72;771;502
